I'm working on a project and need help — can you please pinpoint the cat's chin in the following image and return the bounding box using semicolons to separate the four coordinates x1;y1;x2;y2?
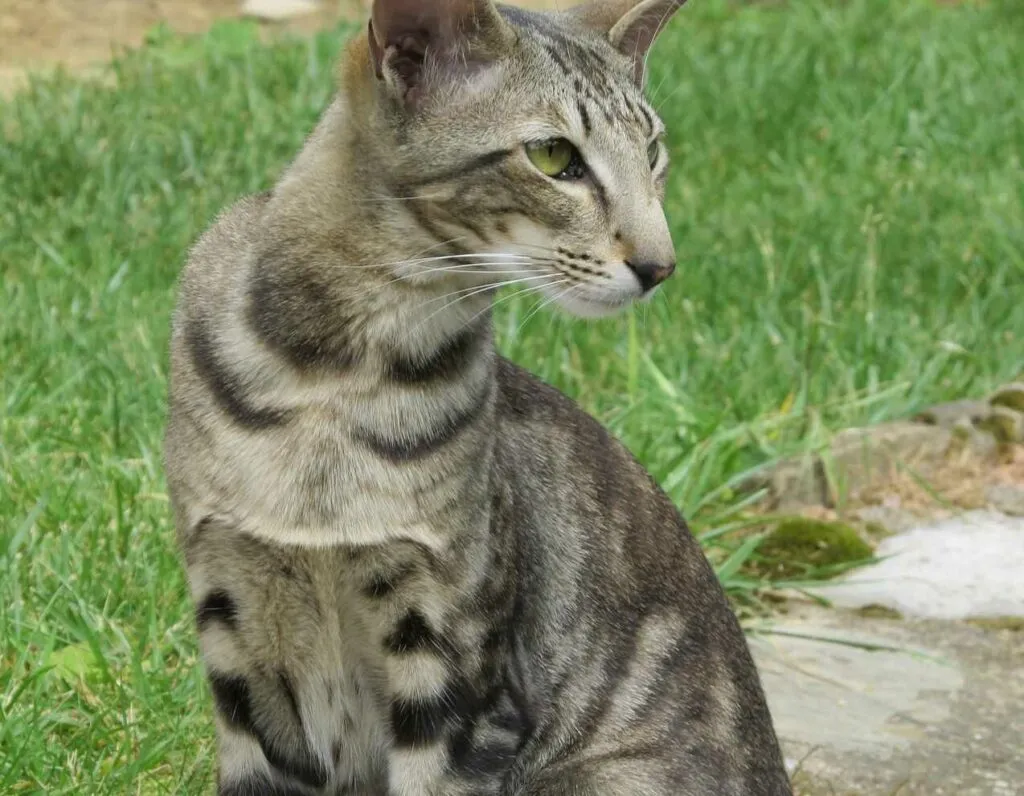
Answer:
551;289;640;319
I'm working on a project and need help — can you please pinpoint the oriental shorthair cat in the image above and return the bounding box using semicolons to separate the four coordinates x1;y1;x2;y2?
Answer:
164;0;791;793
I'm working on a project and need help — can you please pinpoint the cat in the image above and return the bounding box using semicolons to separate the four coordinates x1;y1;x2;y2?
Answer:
163;0;792;794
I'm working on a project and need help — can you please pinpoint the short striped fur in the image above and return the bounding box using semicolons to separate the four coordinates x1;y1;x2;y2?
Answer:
164;1;791;793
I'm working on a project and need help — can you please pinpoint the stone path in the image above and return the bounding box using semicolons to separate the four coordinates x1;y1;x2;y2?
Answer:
751;509;1024;795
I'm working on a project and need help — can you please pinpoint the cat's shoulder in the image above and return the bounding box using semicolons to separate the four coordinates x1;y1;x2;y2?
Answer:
495;356;625;458
174;190;272;319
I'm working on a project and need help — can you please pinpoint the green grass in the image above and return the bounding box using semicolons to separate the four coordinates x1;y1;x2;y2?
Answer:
1;0;1022;791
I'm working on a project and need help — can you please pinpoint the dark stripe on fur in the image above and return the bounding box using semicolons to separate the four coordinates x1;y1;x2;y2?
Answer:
398;191;461;247
247;245;362;371
388;322;484;385
278;671;303;728
590;172;611;218
209;672;328;788
219;775;308;796
185;321;290;430
576;97;592;136
196;590;239;632
353;380;492;463
639;104;655;136
542;43;572;77
405;149;514;189
385;609;439;655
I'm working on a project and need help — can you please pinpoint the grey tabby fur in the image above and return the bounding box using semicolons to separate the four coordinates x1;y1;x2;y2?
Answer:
164;0;792;793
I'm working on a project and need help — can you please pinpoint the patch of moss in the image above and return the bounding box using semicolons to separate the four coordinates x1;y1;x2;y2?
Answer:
754;518;875;581
967;617;1024;633
856;604;903;620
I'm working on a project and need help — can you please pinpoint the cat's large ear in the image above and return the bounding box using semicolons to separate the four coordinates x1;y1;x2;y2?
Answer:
369;0;515;107
572;0;687;84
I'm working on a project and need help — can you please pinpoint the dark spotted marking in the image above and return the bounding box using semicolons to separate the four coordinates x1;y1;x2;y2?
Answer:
196;590;239;632
388;322;485;385
363;562;415;599
210;673;254;728
209;672;329;788
364;574;397;599
353;379;492;463
185;320;291;430
385;610;439;654
450;735;518;779
391;694;452;747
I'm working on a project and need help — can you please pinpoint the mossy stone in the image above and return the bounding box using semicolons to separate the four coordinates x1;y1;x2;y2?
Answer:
755;518;874;581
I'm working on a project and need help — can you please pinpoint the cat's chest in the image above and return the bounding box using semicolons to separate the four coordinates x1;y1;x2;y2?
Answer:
205;409;476;550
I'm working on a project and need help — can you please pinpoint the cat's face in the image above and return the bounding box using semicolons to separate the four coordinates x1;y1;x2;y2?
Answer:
368;0;686;317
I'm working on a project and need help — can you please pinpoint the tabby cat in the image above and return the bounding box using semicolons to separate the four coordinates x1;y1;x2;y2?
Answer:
164;0;791;793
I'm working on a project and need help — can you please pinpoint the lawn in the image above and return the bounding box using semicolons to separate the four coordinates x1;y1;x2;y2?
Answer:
1;0;1022;792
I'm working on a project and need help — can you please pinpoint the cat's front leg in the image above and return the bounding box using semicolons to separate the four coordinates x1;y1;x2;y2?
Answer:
363;554;513;796
357;553;460;796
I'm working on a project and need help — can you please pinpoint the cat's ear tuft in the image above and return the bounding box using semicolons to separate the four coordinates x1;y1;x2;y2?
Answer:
368;0;514;107
572;0;687;85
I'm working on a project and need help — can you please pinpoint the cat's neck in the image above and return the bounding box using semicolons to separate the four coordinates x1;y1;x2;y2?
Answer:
242;87;496;384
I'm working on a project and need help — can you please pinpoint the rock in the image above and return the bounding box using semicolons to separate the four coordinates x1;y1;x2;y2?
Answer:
853;504;920;534
807;510;1024;620
751;607;1024;795
756;423;959;509
766;453;825;509
821;422;954;503
241;0;320;22
915;398;990;428
990;382;1024;413
987;483;1024;516
949;421;1001;459
976;406;1024;443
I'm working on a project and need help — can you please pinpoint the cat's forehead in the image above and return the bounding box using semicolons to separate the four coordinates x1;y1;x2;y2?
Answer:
498;4;660;133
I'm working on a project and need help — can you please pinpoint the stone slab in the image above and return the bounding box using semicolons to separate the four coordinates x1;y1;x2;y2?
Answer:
750;608;1024;795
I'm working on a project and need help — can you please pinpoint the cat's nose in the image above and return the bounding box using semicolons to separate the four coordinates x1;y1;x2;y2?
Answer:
625;260;676;293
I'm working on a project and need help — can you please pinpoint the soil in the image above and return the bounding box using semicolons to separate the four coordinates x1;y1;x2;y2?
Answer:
0;0;563;96
0;0;372;94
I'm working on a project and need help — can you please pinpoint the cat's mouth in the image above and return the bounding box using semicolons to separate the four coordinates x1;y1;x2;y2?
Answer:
542;259;671;318
546;283;650;318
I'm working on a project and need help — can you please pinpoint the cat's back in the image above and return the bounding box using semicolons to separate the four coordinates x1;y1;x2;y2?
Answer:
493;359;789;793
493;356;713;606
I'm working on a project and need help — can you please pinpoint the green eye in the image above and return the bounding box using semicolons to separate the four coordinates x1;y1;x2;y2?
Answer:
648;140;661;168
526;138;582;179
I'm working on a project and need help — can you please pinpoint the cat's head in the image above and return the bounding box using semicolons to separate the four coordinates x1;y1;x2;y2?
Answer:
357;0;687;317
